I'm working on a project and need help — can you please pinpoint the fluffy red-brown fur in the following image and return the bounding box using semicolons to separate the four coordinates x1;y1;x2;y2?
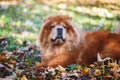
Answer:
39;15;120;67
82;30;120;65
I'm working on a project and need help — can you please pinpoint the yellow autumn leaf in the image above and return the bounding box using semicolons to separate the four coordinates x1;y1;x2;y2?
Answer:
29;34;35;40
82;68;90;75
1;15;5;20
54;74;59;78
16;21;21;27
21;75;28;80
90;64;94;68
109;62;119;68
94;69;101;76
56;65;65;72
35;62;42;67
16;39;23;44
77;65;82;70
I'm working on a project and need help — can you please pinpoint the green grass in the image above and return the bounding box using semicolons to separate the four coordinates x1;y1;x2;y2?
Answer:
0;1;120;50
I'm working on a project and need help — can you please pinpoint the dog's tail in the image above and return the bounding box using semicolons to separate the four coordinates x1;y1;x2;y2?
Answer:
114;23;120;34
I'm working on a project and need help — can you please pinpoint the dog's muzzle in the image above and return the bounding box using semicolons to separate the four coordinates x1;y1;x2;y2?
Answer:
51;28;65;44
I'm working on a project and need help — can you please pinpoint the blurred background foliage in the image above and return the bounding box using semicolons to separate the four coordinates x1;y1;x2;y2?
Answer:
0;0;120;43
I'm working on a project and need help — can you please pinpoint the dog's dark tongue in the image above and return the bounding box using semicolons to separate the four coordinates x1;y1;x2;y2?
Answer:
55;39;64;45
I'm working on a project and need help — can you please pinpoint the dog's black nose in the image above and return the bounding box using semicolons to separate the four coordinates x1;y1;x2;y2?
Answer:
57;28;63;32
57;28;63;38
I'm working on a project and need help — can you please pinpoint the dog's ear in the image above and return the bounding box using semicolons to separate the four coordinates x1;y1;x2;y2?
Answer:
43;15;54;23
43;17;50;23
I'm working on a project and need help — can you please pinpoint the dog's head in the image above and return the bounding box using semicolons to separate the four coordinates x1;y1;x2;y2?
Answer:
39;15;80;48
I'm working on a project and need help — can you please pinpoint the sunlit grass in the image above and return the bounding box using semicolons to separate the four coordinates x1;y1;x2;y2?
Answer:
0;1;120;43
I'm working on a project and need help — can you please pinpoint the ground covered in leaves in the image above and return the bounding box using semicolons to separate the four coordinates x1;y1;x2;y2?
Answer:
0;37;120;80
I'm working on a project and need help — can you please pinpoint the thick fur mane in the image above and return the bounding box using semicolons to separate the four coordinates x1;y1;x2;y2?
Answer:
39;15;84;53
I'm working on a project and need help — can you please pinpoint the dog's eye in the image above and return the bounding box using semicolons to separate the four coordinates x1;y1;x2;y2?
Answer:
50;26;54;29
63;26;66;28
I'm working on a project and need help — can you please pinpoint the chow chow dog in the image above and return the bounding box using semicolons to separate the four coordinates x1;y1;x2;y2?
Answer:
39;15;120;67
